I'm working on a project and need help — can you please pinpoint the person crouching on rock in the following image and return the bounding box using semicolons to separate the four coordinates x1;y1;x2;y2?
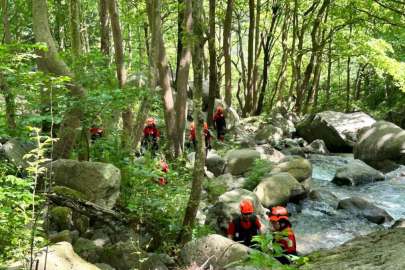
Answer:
227;199;264;247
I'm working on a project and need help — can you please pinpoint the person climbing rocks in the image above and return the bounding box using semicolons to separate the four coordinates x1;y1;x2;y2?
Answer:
186;122;212;156
156;160;169;186
90;115;106;143
213;106;226;141
141;117;160;155
267;206;297;265
227;199;264;247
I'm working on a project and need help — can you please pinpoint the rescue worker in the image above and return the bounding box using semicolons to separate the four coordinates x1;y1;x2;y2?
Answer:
213;106;226;141
156;160;169;186
90;115;106;143
227;199;264;247
141;117;160;155
186;122;212;155
268;206;297;265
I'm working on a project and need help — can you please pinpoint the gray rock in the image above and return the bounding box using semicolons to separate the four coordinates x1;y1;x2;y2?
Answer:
181;234;254;270
301;228;405;270
281;147;306;158
94;263;115;270
332;159;385;186
254;172;306;208
49;230;79;244
271;156;312;186
302;139;330;154
309;190;339;209
73;237;99;263
338;197;393;224
44;160;121;209
255;144;285;164
0;138;35;170
267;112;296;137
205;153;226;176
223;149;261;175
354;121;405;169
391;218;405;229
254;124;284;145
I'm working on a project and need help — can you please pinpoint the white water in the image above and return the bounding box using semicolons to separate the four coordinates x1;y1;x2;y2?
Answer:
292;154;405;254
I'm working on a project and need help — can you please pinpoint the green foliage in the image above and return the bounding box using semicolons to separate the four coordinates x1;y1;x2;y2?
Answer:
225;231;308;269
192;220;215;241
242;159;274;191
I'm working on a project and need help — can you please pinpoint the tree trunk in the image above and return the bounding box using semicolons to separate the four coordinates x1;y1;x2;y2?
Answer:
177;0;206;246
243;0;255;117
33;0;86;160
326;37;332;106
354;63;368;101
69;0;81;57
277;3;290;107
174;0;192;157
131;0;160;152
1;0;16;133
345;23;353;113
223;0;234;107
107;0;130;147
175;0;185;89
251;0;261;112
235;12;247;94
100;0;110;56
303;55;322;114
207;0;218;126
287;0;298;109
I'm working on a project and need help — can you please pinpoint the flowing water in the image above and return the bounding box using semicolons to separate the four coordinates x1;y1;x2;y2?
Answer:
292;154;405;254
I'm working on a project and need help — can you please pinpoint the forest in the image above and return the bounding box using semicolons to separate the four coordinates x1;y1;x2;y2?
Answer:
1;0;405;269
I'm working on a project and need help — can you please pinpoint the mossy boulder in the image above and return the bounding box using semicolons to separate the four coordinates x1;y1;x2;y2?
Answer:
54;186;87;200
73;237;99;263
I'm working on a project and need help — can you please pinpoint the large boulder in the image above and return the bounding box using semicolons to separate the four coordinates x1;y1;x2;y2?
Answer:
205;153;226;176
338;197;393;224
204;173;241;202
267;112;296;137
35;242;100;270
205;188;269;236
296;111;375;153
254;172;307;208
255;144;285;164
181;234;253;270
0;138;35;170
331;159;385;186
254;125;284;145
99;240;154;270
353;121;405;170
271;156;312;190
45;160;121;209
223;149;261;175
309;190;339;210
301;228;405;270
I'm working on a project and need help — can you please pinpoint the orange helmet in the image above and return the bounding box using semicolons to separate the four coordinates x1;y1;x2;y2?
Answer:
204;122;208;129
239;199;254;213
268;206;290;221
217;106;223;112
190;122;195;130
146;117;154;125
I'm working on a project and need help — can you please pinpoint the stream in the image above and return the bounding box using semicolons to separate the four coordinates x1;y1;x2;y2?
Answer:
292;154;405;254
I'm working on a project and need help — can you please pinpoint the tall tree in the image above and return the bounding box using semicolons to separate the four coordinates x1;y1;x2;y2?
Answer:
100;0;110;55
243;0;256;116
69;0;81;57
107;0;131;147
178;0;206;246
276;2;290;107
223;0;234;107
33;0;86;159
207;0;218;126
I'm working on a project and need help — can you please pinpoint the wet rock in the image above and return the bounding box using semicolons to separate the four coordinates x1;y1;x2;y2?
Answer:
302;139;329;154
332;159;385;186
338;197;393;224
354;121;405;170
281;146;306;158
271;155;312;187
309;190;339;209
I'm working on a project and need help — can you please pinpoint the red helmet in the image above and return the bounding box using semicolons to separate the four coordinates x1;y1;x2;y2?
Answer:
190;122;195;130
146;117;154;125
204;122;208;129
268;206;290;221
157;161;168;172
239;199;254;213
217;106;223;112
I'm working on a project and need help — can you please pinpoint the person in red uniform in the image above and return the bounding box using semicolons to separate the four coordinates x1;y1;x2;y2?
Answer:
90;115;106;143
213;106;226;141
268;206;297;265
141;117;160;155
227;199;264;248
156;160;169;186
186;122;212;155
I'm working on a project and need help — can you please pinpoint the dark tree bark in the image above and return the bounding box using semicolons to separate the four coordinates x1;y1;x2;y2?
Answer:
223;0;234;107
326;36;332;107
107;0;131;147
174;0;192;157
1;0;11;44
243;0;255;117
277;3;290;106
207;0;218;126
345;23;353;113
354;63;368;101
175;0;185;89
69;0;81;57
100;0;110;55
33;0;86;160
177;0;206;246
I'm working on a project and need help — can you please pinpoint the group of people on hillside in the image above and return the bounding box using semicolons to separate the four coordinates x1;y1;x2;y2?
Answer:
228;199;297;265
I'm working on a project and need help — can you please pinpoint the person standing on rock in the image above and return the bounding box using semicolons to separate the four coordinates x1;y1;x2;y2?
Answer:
186;122;212;156
268;206;297;265
227;199;263;247
213;106;226;141
141;117;160;155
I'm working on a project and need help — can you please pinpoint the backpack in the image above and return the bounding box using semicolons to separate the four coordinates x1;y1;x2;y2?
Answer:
233;215;259;247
